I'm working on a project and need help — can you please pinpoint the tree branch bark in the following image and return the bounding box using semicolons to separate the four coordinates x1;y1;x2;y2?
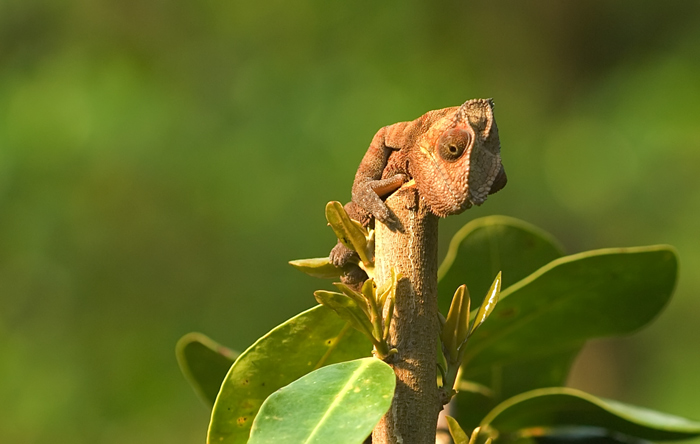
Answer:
372;185;441;444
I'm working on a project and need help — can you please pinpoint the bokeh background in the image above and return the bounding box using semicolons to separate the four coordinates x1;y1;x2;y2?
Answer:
1;1;699;442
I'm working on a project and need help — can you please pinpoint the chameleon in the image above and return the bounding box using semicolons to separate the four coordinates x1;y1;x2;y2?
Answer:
330;99;506;280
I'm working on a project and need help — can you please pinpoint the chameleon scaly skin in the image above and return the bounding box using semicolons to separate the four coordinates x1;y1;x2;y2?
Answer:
330;99;506;275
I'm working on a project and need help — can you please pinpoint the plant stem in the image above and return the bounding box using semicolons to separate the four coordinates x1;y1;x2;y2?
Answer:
372;185;441;444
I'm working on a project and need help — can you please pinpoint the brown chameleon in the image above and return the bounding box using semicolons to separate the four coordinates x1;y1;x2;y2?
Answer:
330;99;506;278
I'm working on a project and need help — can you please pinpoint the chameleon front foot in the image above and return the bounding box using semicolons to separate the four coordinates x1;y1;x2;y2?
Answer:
329;241;356;268
339;264;368;290
351;174;407;230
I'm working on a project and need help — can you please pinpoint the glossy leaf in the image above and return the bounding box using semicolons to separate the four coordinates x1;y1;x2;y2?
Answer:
314;290;375;339
454;349;581;433
377;268;399;309
289;257;343;279
481;387;700;441
361;278;376;305
525;426;653;444
207;305;372;444
438;216;564;313
381;272;397;342
446;415;470;444
452;246;678;432
248;358;395;444
463;246;678;376
325;201;372;266
442;285;470;360
333;282;371;315
176;332;238;407
469;272;501;337
360;279;382;342
440;217;569;430
456;287;471;348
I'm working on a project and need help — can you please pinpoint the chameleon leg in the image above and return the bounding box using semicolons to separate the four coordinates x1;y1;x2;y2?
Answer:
351;173;407;227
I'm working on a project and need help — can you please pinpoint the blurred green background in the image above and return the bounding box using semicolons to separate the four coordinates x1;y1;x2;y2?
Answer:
1;1;699;442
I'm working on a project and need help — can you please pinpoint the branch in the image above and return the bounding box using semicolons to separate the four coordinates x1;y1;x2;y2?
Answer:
372;184;442;444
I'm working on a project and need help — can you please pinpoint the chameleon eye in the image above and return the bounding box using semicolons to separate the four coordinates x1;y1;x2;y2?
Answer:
437;129;471;162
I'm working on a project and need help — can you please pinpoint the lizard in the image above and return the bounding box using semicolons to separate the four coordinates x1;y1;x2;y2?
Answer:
330;99;506;282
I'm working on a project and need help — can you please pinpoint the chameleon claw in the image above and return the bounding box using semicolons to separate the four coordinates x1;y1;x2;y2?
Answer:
373;206;403;232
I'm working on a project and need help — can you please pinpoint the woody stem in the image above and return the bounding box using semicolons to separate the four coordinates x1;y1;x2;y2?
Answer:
371;185;441;444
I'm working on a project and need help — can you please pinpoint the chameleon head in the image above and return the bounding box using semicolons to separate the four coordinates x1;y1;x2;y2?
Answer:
414;98;506;217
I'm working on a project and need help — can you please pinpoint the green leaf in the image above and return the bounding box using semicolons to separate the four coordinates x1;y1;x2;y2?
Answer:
469;272;501;337
438;216;564;313
361;278;376;305
453;349;580;433
523;427;654;444
314;290;375;340
207;305;372;444
481;387;700;441
442;285;469;360
446;415;470;444
439;217;567;432
325;201;372;266
176;332;238;407
463;246;678;376
333;282;371;315
248;358;395;444
455;287;471;348
377;268;399;309
452;246;678;432
289;257;343;279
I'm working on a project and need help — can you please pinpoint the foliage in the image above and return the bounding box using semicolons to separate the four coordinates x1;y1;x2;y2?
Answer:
5;4;700;442
324;201;375;276
439;273;502;396
178;215;700;444
176;333;239;407
309;202;396;358
206;304;370;444
248;358;395;444
481;387;700;442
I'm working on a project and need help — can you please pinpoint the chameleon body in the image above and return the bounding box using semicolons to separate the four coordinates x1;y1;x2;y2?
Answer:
330;99;506;275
